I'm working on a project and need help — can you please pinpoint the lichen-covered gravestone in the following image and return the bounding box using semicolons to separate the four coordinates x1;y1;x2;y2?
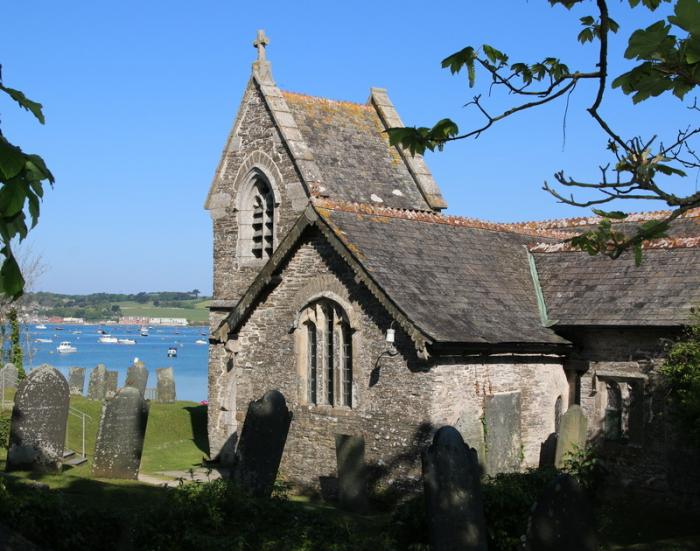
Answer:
526;473;597;551
554;405;588;468
125;361;148;396
68;367;85;396
422;426;487;551
105;370;118;397
88;364;108;400
92;387;150;479
484;391;522;474
6;365;70;473
0;363;18;389
156;367;176;402
335;434;368;512
233;390;292;498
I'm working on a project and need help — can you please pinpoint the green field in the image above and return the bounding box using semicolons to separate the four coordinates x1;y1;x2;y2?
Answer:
117;299;211;324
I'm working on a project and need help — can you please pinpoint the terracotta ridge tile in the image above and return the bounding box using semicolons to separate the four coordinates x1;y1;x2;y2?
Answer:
313;198;573;240
511;207;700;230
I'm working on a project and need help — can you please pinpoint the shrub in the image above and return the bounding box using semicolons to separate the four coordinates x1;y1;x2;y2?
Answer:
0;413;10;449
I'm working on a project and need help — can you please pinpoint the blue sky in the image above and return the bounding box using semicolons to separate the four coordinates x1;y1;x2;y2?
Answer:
0;1;692;294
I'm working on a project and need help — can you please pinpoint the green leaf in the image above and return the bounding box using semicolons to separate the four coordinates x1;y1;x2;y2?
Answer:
0;138;26;180
0;248;24;299
441;47;477;86
482;44;507;65
633;242;643;266
592;209;628;219
625;21;674;60
578;28;595;43
0;85;45;124
669;0;700;36
655;163;688;176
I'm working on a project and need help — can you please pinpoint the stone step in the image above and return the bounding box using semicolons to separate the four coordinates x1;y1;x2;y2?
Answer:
63;449;75;459
64;455;87;467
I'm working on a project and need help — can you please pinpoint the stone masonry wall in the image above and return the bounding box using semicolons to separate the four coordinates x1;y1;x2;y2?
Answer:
208;80;308;304
429;357;568;469
210;228;435;491
560;326;700;506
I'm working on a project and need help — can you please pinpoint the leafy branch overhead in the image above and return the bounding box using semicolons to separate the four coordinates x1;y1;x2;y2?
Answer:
0;65;53;298
387;0;700;263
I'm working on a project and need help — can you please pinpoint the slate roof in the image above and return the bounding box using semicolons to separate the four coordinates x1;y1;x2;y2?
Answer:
316;201;568;346
283;92;432;211
533;244;700;326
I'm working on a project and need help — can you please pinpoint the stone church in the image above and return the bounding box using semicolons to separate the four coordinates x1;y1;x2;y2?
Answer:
205;32;700;500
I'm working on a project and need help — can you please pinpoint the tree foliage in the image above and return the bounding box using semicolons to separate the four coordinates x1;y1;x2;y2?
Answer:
0;65;53;299
387;0;700;263
662;311;700;444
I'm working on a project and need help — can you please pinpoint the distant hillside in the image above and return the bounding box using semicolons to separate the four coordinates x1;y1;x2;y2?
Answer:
26;291;211;324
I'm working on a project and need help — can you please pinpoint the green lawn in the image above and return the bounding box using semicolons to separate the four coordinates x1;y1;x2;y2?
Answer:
117;299;211;324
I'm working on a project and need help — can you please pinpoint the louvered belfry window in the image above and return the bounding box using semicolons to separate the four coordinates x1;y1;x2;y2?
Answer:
250;177;274;259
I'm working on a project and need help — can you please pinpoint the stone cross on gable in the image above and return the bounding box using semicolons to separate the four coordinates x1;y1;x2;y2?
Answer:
252;29;273;84
253;30;269;62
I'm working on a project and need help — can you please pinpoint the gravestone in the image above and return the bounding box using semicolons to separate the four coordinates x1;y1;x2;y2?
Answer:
87;364;108;400
539;433;558;468
484;391;522;474
526;473;597;551
92;386;150;479
105;370;118;397
156;367;176;402
6;364;70;473
422;426;487;551
68;367;85;396
335;434;368;512
554;405;588;468
456;407;486;466
125;362;148;397
0;363;18;390
233;389;292;498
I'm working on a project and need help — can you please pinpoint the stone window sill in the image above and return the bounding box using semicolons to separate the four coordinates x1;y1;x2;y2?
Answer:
301;404;354;417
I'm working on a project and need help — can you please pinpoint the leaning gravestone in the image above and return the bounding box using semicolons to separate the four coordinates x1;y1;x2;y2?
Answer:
554;405;588;468
92;387;149;479
422;426;487;551
125;362;148;397
68;367;85;396
335;434;368;513
484;391;522;474
105;370;118;397
0;363;18;389
156;367;176;402
233;389;292;498
87;364;108;400
6;364;70;473
526;473;597;551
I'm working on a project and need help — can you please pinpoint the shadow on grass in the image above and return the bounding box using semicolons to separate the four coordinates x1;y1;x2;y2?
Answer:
184;405;209;457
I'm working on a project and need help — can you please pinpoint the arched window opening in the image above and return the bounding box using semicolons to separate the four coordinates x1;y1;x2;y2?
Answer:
604;381;623;440
300;299;353;408
250;177;274;259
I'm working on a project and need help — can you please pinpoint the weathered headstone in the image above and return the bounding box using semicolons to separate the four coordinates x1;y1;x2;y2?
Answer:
554;405;588;468
68;367;85;396
422;426;487;551
0;363;18;389
526;473;597;551
335;434;368;512
92;386;150;479
156;367;176;402
125;362;148;397
105;370;118;397
233;389;292;498
6;364;70;473
456;407;486;466
484;391;522;474
87;364;108;400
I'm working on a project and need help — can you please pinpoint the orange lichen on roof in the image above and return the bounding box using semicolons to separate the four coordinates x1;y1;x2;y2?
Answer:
281;90;370;110
512;207;700;231
530;235;700;253
314;198;574;240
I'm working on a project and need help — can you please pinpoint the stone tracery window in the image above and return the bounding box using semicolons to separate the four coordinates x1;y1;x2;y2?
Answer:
298;299;354;408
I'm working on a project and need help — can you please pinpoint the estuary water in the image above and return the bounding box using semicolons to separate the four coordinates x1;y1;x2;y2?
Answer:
22;324;209;402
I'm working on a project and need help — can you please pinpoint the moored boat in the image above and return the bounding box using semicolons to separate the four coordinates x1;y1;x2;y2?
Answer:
57;341;77;354
118;338;136;345
195;339;207;345
98;335;118;344
140;326;149;337
36;324;47;330
167;346;178;358
35;338;53;343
